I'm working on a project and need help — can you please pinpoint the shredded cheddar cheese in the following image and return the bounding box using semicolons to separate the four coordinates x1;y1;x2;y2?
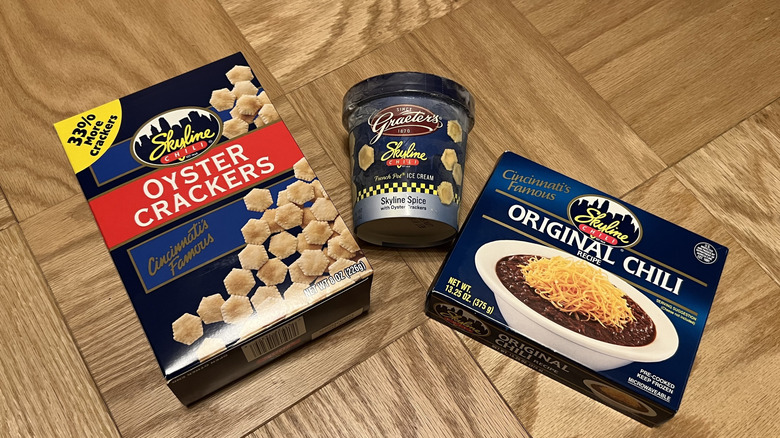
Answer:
520;256;635;329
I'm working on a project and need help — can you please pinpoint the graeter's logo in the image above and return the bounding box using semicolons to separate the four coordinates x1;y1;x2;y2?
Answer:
567;195;642;248
132;107;222;167
368;104;442;144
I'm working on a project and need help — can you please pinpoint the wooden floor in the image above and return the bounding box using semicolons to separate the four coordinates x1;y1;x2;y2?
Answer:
1;0;779;436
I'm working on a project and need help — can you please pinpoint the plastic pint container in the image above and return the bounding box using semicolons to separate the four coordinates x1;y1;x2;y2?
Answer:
342;72;475;247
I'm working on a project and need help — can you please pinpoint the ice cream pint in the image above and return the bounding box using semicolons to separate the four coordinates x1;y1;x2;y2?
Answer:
342;72;475;247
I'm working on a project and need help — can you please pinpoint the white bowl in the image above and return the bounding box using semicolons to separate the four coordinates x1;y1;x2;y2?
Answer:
475;240;679;371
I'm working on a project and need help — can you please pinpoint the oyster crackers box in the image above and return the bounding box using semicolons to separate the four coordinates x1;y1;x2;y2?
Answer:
54;53;373;405
426;152;727;425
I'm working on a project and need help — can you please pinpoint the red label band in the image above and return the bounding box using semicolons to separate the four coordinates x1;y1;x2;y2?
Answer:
578;224;618;245
386;158;420;166
161;140;209;164
89;123;302;248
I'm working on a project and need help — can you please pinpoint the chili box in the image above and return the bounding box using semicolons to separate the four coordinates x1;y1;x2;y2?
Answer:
426;151;727;425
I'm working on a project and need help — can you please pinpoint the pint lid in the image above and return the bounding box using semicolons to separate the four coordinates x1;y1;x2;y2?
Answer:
342;72;475;130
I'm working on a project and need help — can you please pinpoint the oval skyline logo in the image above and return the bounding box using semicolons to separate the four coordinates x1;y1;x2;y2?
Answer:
132;107;222;167
433;303;490;337
368;104;442;144
567;195;642;248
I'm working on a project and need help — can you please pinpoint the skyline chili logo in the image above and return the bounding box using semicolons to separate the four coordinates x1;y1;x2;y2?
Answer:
380;141;428;167
567;195;643;248
132;107;223;167
434;303;490;336
368;104;442;144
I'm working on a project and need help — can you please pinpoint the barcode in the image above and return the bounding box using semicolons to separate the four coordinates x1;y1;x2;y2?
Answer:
241;317;306;362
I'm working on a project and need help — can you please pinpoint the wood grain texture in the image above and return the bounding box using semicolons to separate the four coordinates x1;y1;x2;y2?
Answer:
20;98;430;438
0;0;281;222
674;100;780;287
462;171;780;437
288;0;664;201
3;0;776;436
0;225;119;438
0;189;14;230
513;0;780;164
247;321;529;438
221;0;468;92
286;0;665;294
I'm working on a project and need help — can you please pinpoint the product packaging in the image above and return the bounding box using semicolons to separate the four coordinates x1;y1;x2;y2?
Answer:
426;151;727;425
54;53;373;404
342;72;474;247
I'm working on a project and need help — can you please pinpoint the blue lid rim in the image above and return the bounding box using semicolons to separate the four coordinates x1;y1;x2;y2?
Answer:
342;72;475;131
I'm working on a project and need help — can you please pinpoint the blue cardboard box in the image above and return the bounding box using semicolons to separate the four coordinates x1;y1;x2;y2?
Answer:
54;53;373;404
426;151;727;425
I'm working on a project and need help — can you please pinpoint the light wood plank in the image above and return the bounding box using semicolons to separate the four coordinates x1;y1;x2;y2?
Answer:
513;0;780;164
0;225;119;437
0;0;281;222
0;188;14;230
20;97;430;438
5;0;775;436
674;100;780;287
513;0;659;58
461;171;780;436
287;0;665;296
289;0;664;198
247;321;530;438
220;0;468;92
